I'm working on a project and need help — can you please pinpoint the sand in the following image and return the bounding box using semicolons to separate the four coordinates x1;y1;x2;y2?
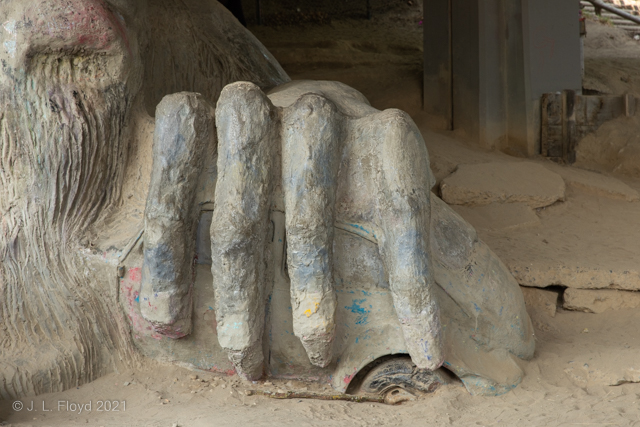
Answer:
2;307;640;426
3;6;640;427
578;18;640;177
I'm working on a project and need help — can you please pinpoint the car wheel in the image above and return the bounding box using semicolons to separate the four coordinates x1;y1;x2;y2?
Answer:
357;357;450;403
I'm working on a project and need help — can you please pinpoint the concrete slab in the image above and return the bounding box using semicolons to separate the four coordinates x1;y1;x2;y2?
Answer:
543;309;640;389
511;264;640;291
564;288;640;313
543;162;639;202
440;162;565;208
451;202;540;232
521;286;558;317
476;190;640;290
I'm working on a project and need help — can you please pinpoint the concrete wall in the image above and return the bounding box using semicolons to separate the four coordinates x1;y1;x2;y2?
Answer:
451;0;480;140
478;0;507;150
503;0;529;156
521;0;582;155
423;0;582;156
423;0;452;129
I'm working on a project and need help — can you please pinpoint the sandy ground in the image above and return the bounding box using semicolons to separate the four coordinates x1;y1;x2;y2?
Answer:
3;8;640;427
578;19;640;176
2;307;640;427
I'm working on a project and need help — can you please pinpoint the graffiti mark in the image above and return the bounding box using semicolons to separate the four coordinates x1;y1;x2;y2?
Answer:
345;299;370;325
343;368;357;385
128;267;141;282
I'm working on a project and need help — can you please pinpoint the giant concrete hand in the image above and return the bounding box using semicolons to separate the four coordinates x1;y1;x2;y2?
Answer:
138;81;444;379
214;81;444;378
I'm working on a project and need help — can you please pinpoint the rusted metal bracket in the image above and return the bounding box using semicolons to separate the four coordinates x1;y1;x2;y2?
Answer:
562;90;577;164
541;91;636;164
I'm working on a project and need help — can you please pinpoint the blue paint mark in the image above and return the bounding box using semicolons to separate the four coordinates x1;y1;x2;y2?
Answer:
473;302;481;312
349;223;370;234
346;299;367;314
420;339;430;355
209;306;213;311
355;334;371;344
362;290;372;296
135;296;140;303
499;306;503;316
356;312;369;325
345;299;370;325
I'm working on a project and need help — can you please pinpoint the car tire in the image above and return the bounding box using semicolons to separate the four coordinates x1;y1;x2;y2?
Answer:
357;357;450;401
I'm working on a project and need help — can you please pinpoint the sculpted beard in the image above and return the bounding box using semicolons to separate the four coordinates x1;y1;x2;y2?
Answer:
0;54;135;398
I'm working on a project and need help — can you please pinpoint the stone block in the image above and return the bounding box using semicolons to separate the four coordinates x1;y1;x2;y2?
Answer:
521;286;558;317
441;162;565;208
451;202;540;232
564;288;640;313
543;162;639;201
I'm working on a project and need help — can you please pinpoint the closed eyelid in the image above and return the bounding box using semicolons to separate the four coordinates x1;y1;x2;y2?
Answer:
11;0;129;57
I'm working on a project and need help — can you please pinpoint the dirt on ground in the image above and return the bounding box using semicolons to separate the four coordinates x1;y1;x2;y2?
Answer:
2;307;640;427
578;18;640;176
3;5;640;427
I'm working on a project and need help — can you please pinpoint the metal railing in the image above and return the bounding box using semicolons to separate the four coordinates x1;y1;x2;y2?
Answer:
586;0;640;25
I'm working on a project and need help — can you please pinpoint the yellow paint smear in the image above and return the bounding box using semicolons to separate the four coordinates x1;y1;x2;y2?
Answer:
304;302;320;317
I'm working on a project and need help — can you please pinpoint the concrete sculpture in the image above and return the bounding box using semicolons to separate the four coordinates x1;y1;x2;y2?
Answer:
210;81;444;379
0;0;534;399
0;0;287;398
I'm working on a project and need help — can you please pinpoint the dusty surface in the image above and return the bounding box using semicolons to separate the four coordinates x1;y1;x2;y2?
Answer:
479;182;640;290
2;306;640;427
450;203;541;232
582;18;640;97
441;162;566;209
4;4;640;427
564;288;640;313
577;18;640;176
521;287;559;317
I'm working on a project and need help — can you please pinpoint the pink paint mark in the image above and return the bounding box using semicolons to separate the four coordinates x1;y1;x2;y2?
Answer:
29;0;129;54
128;267;142;282
208;367;237;376
120;264;162;339
343;369;358;385
93;0;131;53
